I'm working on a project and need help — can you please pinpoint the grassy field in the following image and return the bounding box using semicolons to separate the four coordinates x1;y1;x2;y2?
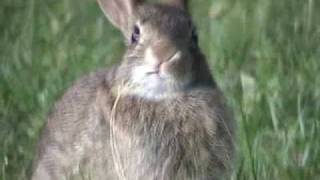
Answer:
0;0;319;179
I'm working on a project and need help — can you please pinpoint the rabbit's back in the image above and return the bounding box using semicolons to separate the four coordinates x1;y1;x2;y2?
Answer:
32;68;115;180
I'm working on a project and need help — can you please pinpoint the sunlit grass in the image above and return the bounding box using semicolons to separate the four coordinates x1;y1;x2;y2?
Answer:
0;0;319;179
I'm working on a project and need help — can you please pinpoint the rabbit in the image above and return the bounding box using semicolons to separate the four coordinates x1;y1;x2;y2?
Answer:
31;0;235;179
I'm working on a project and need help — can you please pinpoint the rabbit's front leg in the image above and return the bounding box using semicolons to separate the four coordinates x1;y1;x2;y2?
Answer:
32;145;73;180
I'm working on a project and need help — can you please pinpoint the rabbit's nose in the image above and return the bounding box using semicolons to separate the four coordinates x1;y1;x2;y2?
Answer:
148;40;179;63
145;48;181;76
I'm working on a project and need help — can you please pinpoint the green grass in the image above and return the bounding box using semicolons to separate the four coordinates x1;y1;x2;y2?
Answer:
0;0;319;179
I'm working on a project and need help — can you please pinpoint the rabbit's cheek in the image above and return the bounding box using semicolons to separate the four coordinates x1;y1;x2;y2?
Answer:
158;52;182;74
158;65;175;80
161;58;188;79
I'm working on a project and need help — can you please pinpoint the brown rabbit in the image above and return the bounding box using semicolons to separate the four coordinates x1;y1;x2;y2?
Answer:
31;0;234;179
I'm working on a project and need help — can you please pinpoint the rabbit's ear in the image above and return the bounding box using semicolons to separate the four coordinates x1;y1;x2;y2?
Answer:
97;0;143;36
165;0;188;10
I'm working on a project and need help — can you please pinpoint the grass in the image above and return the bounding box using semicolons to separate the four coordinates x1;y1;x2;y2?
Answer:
0;0;319;179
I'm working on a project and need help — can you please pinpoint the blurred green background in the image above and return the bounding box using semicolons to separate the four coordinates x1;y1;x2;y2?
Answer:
0;0;319;179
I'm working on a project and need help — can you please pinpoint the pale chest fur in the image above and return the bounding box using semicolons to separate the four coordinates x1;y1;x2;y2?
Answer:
94;84;227;180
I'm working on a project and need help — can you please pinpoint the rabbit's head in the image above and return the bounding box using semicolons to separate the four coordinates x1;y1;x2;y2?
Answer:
98;0;214;99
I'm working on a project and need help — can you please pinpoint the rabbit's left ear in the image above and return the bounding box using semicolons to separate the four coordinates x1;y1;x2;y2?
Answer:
165;0;188;10
97;0;143;37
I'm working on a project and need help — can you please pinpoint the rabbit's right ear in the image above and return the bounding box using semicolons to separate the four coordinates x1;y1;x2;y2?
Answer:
97;0;143;37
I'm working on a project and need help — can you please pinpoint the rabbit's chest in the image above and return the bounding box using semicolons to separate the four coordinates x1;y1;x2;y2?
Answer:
107;97;210;155
92;92;217;179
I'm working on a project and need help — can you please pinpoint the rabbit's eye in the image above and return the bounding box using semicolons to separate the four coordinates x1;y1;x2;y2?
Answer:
131;25;140;44
191;28;198;44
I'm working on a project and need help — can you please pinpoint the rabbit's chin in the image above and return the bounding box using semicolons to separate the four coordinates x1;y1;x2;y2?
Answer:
122;65;191;100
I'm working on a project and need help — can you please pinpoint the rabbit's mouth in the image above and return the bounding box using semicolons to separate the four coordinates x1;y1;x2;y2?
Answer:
122;48;192;100
125;63;191;100
145;68;160;76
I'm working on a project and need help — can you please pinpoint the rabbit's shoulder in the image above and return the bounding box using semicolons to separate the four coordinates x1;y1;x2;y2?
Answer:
42;67;117;139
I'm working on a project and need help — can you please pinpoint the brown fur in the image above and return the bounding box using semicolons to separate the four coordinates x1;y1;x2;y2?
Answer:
31;0;234;179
